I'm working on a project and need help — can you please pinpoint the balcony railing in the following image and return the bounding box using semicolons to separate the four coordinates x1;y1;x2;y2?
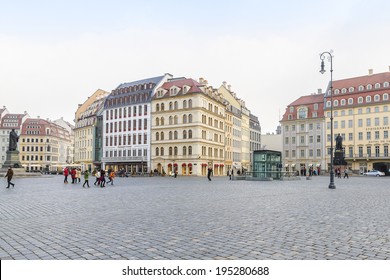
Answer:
102;156;147;163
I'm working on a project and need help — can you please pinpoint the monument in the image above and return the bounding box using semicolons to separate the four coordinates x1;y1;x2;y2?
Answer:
333;133;347;166
0;129;41;177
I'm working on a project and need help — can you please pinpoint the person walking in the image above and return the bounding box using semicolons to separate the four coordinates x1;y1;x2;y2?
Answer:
228;169;232;180
76;168;81;183
100;170;106;187
108;170;115;185
70;168;76;184
94;169;101;186
63;167;69;183
82;170;90;188
343;168;349;179
5;167;15;188
207;166;213;181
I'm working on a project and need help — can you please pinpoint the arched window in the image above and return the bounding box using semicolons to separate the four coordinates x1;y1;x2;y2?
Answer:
183;115;187;124
341;99;346;106
161;103;165;111
188;130;193;139
333;100;339;107
161;132;164;140
384;82;389;87
161;117;165;125
183;146;187;156
161;147;164;156
188;114;193;123
174;131;178;140
156;117;160;126
188;99;192;108
341;88;347;93
383;93;389;100
374;94;380;102
174;115;178;124
174;101;178;110
183;100;187;108
334;89;340;94
375;83;381;89
169;102;173;110
348;98;354;105
366;96;371;103
169;147;173;156
183;130;187;139
156;104;160;112
169;131;173;140
358;85;364;91
298;107;307;119
188;146;192;155
349;87;354;92
367;84;372;90
169;116;173;125
155;147;159;156
174;146;178;156
358;97;363;104
156;132;160;141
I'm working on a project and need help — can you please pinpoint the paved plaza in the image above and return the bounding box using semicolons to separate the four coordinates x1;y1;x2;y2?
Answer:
0;174;389;260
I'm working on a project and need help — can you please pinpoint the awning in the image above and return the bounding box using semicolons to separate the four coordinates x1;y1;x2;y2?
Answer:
182;163;186;166
173;163;178;167
168;163;172;167
188;163;192;167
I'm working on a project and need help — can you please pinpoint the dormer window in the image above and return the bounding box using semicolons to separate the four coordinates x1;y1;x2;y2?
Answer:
341;88;347;94
358;85;364;91
374;94;380;102
334;89;340;94
349;87;354;92
375;83;381;89
289;106;294;113
384;82;389;87
366;96;371;103
298;107;308;119
367;84;372;90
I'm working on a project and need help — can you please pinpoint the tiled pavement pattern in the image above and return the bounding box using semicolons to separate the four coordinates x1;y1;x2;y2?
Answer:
0;175;389;260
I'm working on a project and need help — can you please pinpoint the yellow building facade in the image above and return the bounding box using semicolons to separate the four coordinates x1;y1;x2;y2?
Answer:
325;71;390;175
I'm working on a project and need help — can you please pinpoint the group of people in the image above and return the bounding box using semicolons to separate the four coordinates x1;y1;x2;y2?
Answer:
62;167;116;188
335;167;349;179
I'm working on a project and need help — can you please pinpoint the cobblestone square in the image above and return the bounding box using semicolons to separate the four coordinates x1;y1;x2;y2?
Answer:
0;175;389;260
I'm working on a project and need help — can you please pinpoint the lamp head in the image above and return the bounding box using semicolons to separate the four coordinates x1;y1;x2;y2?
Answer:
320;60;326;74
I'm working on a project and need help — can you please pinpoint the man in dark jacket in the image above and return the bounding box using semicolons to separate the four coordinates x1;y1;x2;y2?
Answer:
5;167;15;188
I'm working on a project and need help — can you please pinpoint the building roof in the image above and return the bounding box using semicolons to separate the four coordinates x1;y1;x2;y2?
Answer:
116;75;166;90
281;93;325;122
155;78;204;98
0;113;27;129
331;71;390;91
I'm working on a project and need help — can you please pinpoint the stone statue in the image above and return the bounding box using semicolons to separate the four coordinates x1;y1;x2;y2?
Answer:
9;129;19;151
335;133;343;150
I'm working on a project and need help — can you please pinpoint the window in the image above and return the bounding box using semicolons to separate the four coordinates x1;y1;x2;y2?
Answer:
359;147;363;157
316;149;321;157
358;85;364;91
358;97;363;104
384;131;388;139
366;131;371;140
384;93;389;100
367;84;372;90
366;96;371;103
375;131;379;140
349;147;353;157
366;118;371;127
349;87;354;92
374;94;380;102
348;98;353;105
367;146;371;157
298;107;307;119
348;120;353;128
349;133;353;141
375;117;380;126
385;146;389;157
317;135;321;143
358;132;363;140
375;83;381;89
384;117;389;125
341;99;346;106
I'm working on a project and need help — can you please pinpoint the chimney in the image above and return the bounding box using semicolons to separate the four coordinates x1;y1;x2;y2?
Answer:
318;88;322;94
199;77;204;83
24;111;27;114
37;116;40;119
368;69;373;75
222;81;227;87
228;85;231;91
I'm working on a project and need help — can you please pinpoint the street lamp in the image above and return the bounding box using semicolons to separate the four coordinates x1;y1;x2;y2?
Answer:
320;51;336;189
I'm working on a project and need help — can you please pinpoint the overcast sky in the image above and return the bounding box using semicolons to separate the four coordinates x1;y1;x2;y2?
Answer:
1;0;390;133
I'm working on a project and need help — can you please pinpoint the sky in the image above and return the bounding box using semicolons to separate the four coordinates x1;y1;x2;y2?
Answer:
1;0;390;133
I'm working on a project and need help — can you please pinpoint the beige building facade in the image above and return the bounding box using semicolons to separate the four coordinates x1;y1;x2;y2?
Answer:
325;70;390;175
151;77;226;176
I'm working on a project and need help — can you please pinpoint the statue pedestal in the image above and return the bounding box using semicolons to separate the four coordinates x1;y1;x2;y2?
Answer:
3;150;22;168
0;150;41;177
333;150;347;166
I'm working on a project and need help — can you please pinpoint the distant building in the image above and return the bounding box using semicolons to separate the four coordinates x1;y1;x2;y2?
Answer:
280;92;326;174
102;74;172;173
0;109;29;168
74;89;109;171
325;69;390;175
151;77;226;176
19;118;72;172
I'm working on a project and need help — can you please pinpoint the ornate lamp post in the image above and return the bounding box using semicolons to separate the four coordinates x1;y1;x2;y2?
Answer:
320;51;335;189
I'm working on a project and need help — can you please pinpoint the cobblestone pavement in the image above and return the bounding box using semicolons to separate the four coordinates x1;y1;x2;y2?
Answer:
0;175;389;260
